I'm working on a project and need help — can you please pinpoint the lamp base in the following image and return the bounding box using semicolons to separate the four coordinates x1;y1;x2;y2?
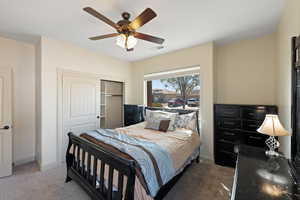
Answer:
265;150;279;157
265;136;280;157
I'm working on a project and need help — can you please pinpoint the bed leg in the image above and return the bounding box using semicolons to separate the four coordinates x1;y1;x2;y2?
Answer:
196;155;200;163
65;132;74;183
65;175;72;183
65;152;74;183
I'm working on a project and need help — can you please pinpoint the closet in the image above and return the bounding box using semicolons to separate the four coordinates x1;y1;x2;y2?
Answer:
100;80;124;129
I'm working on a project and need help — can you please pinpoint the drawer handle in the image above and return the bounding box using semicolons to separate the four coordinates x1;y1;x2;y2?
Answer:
249;136;261;140
219;139;234;144
220;150;235;155
248;124;258;128
224;111;235;115
224;132;235;136
224;122;235;125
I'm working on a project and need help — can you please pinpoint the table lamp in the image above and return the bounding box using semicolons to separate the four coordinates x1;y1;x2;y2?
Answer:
257;114;289;157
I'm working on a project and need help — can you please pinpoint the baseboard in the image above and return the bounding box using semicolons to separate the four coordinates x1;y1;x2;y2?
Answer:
13;156;36;166
199;156;214;164
39;161;60;171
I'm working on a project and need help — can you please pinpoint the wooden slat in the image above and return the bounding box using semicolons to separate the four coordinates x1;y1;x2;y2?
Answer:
87;153;91;180
107;166;114;200
99;162;105;192
93;157;98;187
117;172;124;200
125;174;135;200
77;145;81;170
82;149;86;175
72;144;76;166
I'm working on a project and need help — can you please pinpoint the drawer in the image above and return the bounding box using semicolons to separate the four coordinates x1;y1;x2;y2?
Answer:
245;133;268;148
242;107;268;120
242;120;263;131
217;129;239;141
217;119;241;129
215;106;240;118
215;150;237;168
216;140;239;154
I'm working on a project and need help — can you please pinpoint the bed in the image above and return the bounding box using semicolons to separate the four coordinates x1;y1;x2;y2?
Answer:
65;108;201;200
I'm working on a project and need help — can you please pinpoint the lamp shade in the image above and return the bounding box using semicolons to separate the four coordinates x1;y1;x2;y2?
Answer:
257;114;289;136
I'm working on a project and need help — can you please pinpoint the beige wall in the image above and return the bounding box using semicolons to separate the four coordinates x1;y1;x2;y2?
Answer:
0;37;36;165
215;34;277;105
37;37;133;169
276;0;300;158
132;43;215;160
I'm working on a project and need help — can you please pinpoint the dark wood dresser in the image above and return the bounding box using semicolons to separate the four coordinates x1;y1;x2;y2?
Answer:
214;104;278;167
231;145;300;200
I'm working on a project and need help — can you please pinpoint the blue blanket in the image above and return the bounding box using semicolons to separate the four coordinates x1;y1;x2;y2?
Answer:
85;129;175;197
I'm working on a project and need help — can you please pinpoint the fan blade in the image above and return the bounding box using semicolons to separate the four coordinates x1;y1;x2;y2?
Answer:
83;7;119;30
134;32;164;44
89;33;120;40
129;8;157;30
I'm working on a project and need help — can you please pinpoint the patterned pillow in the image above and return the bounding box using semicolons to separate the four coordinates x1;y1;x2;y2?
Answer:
145;110;178;131
145;118;171;132
176;112;197;131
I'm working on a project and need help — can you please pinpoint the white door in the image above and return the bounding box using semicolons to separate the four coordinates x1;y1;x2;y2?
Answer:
62;75;100;161
0;69;12;177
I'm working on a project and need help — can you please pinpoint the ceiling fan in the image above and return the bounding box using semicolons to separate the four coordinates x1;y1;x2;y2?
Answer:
83;7;165;51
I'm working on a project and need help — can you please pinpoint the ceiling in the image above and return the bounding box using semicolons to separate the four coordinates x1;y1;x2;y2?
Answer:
0;0;284;61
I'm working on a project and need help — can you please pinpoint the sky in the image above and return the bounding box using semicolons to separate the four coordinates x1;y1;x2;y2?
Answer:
152;79;174;90
152;79;200;91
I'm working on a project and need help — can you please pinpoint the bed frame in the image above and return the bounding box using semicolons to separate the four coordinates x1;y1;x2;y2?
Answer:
65;108;200;200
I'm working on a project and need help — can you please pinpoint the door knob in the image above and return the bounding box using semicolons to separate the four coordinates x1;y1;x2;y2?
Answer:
97;116;100;119
0;125;10;130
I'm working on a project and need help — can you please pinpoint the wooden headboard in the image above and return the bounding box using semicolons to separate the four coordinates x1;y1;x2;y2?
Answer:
145;107;200;135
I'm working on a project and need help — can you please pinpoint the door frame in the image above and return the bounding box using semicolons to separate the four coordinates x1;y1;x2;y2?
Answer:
0;67;13;127
0;67;13;177
57;69;126;163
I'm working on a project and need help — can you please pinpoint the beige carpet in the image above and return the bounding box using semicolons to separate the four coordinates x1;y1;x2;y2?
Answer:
0;160;234;200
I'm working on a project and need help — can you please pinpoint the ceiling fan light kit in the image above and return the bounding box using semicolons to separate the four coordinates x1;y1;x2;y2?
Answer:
83;7;165;51
116;34;137;49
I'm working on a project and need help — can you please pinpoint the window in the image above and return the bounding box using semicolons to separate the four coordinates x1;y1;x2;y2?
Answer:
146;74;200;110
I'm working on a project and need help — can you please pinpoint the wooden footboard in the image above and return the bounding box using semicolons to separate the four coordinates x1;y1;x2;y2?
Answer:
65;108;201;200
65;132;136;200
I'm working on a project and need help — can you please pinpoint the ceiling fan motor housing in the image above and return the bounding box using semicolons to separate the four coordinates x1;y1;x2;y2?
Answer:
117;13;135;36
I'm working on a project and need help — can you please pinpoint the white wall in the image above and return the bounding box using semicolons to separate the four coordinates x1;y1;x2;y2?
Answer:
0;36;36;165
37;37;133;170
132;43;215;160
215;33;277;105
276;0;300;158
